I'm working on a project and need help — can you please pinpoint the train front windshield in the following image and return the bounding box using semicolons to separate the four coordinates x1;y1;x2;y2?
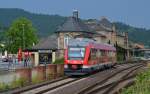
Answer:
68;47;85;60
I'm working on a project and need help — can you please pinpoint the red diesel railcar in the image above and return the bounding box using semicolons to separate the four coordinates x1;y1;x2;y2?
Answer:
64;38;116;75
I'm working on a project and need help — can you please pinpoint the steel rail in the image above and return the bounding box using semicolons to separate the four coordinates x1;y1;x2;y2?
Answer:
86;65;144;94
75;63;144;94
3;76;68;94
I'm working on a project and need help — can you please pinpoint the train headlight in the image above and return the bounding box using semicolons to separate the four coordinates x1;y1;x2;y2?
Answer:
64;65;68;68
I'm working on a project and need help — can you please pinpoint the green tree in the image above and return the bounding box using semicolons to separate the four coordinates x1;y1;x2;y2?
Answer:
6;17;38;53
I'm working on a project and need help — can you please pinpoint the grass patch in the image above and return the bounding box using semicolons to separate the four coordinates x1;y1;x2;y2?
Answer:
0;82;10;91
121;69;150;94
11;77;28;88
32;76;44;84
0;77;29;91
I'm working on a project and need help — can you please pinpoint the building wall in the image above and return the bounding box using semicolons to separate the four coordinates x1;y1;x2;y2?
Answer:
94;37;102;43
58;32;84;58
58;32;83;49
96;30;127;48
94;36;107;44
57;26;129;60
94;31;107;43
116;36;125;47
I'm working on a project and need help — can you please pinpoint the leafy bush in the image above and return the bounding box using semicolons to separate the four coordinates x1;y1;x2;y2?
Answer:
53;58;64;64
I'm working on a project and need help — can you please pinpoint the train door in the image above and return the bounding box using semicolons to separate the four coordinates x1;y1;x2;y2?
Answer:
88;49;97;65
96;49;101;64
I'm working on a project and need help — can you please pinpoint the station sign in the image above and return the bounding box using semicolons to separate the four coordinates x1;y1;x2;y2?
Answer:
38;50;52;53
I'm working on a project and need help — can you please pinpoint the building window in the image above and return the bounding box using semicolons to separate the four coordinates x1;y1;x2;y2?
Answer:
64;34;70;48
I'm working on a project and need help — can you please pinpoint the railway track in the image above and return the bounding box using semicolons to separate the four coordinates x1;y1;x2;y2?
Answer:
4;76;86;94
75;62;145;94
21;78;84;94
2;62;146;94
3;76;68;94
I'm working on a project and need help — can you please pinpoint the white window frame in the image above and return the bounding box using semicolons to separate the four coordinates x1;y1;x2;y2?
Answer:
64;34;70;49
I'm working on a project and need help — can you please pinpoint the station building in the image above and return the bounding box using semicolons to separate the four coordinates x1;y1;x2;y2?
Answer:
56;11;109;58
24;35;58;66
26;10;130;66
56;11;129;61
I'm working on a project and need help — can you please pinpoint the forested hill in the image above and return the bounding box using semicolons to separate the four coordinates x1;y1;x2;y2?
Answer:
114;22;150;46
0;8;66;37
0;8;150;46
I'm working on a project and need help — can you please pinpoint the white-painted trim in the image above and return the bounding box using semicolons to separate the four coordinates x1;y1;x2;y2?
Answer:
58;37;59;49
52;52;56;62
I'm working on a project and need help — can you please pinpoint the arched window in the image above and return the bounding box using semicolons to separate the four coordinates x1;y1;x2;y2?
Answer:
64;34;70;48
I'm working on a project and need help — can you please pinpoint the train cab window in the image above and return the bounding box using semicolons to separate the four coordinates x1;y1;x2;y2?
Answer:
68;47;85;60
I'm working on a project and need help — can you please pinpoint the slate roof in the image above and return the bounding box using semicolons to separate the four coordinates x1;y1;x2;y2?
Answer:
86;17;113;32
74;31;106;39
85;17;113;32
57;17;91;32
99;17;112;29
32;34;58;50
86;22;108;31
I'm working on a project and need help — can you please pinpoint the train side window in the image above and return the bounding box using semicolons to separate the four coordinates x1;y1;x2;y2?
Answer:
90;49;97;60
110;51;113;56
105;51;107;56
101;50;105;56
103;50;107;56
97;50;101;57
108;51;111;56
112;51;116;57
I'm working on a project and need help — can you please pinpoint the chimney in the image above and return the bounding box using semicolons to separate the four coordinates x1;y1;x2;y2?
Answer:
73;10;78;19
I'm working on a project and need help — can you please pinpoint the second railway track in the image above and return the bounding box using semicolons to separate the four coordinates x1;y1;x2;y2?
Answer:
76;63;145;94
76;63;144;94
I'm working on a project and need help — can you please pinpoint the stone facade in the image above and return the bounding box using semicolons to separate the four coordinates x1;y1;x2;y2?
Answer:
56;11;129;59
57;32;83;49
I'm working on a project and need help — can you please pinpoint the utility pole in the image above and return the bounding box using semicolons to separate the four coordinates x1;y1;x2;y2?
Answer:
22;24;25;50
22;24;25;66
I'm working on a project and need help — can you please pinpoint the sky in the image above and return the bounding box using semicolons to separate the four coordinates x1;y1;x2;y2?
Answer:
0;0;150;29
